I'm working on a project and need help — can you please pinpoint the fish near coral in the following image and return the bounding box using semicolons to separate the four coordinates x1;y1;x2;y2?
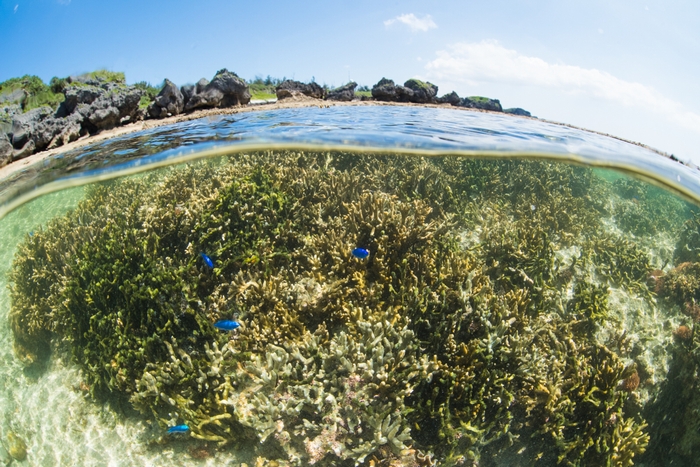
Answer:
214;320;240;331
167;424;190;434
200;252;214;269
352;247;370;259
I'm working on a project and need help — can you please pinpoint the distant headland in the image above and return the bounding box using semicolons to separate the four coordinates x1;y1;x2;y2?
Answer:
0;69;533;168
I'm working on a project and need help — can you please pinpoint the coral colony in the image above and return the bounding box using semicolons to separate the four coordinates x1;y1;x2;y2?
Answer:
8;151;700;465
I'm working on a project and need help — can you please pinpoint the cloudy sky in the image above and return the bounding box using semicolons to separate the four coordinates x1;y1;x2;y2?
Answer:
1;0;698;163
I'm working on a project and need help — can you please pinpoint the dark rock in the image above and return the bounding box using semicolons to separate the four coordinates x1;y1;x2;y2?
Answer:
0;134;12;167
148;79;184;118
181;78;210;108
82;86;143;131
181;84;194;107
11;106;53;148
327;82;357;102
12;139;35;161
438;91;461;106
458;97;503;112
185;71;250;111
32;112;84;151
62;85;103;114
276;80;326;100
403;79;438;104
371;78;414;102
504;107;532;117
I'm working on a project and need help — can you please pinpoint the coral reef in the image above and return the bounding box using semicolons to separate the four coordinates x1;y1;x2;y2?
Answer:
11;151;693;465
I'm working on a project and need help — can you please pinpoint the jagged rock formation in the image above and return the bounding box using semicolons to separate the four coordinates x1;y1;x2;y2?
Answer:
184;69;251;111
276;79;326;100
326;81;357;101
148;79;184;118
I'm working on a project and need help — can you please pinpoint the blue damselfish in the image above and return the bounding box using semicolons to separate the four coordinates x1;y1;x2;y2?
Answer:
200;252;214;268
167;424;190;434
351;247;370;259
214;320;241;331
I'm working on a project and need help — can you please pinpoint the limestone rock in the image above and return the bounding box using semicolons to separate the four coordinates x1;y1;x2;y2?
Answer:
403;79;438;104
371;78;413;102
459;97;503;112
185;70;250;111
438;91;461;106
327;82;357;101
504;107;532;117
11;106;52;148
0;133;13;167
276;80;326;100
148;79;184;118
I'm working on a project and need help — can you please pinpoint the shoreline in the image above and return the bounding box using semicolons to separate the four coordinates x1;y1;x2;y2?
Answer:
0;98;681;182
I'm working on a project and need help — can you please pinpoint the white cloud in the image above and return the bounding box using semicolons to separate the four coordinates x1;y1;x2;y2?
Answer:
13;4;18;13
425;40;700;134
384;14;437;32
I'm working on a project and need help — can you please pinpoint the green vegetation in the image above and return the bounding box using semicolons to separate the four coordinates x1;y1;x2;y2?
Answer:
404;78;433;91
468;96;491;104
0;74;64;111
84;69;126;84
11;153;679;465
248;75;284;100
134;80;163;109
354;85;372;98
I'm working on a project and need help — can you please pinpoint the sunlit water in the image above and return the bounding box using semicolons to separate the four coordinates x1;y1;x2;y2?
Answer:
1;106;700;466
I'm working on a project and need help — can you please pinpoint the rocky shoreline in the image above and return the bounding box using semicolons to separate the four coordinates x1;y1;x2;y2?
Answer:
0;69;535;170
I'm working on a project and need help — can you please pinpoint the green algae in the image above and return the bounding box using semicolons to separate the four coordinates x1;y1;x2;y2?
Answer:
9;151;694;465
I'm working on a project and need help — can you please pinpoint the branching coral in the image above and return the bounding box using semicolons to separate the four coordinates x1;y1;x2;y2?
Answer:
10;151;684;465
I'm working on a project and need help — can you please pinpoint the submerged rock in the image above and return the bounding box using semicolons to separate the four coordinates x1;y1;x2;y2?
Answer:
6;431;27;461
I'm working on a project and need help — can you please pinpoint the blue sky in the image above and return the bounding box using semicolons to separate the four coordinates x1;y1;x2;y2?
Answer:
1;0;699;163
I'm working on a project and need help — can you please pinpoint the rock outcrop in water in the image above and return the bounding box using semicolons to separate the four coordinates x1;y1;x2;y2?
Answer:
370;78;439;104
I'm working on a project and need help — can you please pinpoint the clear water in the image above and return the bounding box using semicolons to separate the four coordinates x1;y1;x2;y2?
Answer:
1;106;700;466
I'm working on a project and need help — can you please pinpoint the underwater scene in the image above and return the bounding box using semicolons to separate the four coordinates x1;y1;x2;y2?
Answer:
1;107;700;466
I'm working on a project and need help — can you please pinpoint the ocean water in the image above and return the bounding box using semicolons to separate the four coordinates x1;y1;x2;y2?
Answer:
1;106;700;466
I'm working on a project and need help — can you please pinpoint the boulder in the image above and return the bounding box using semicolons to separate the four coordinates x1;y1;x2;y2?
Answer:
185;70;250;111
62;85;103;114
81;86;143;131
32;112;84;151
0;134;12;167
504;107;532;117
148;79;184;118
437;91;461;106
276;80;326;100
403;79;438;104
12;139;35;161
459;97;503;112
11;106;53;149
327;82;357;101
371;78;413;102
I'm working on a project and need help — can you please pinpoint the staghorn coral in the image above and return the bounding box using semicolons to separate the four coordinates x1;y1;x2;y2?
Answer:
10;150;686;465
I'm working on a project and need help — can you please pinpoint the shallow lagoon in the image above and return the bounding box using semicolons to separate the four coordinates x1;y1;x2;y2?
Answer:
1;106;700;466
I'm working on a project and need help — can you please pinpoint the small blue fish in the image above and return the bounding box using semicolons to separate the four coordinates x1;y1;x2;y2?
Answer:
200;252;214;269
352;248;370;259
167;424;190;434
214;320;241;331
